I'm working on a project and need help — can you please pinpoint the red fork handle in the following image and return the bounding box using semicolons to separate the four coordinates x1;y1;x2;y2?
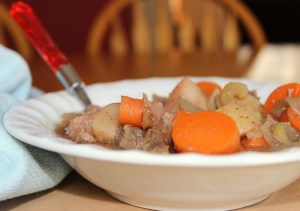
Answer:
9;1;91;107
9;1;69;72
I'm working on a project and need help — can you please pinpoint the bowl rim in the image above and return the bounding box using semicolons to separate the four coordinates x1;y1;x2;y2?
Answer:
4;76;300;168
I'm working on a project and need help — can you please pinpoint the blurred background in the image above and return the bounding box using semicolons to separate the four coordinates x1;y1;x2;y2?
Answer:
3;0;300;53
1;0;300;91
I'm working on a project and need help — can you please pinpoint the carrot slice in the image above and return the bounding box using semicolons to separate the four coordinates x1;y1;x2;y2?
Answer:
172;111;240;154
287;106;300;131
119;96;144;127
279;109;289;122
172;111;190;124
196;81;222;98
241;137;269;150
263;83;300;114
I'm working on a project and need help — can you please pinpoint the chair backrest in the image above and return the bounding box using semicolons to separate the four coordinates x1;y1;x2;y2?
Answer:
86;0;266;57
0;2;32;61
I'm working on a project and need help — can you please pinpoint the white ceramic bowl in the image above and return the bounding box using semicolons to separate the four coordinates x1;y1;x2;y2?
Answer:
4;77;300;211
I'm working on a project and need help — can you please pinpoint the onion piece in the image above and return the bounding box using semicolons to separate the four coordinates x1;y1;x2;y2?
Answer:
271;99;289;119
260;115;282;147
285;96;300;114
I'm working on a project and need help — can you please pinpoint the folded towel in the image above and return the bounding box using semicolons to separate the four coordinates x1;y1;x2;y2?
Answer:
0;45;72;201
0;45;32;101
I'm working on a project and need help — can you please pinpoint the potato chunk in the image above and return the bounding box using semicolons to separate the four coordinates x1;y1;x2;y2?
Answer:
92;103;121;144
164;77;207;113
235;94;264;120
217;103;261;136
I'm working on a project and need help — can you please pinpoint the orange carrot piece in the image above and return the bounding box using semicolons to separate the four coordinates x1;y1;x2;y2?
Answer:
241;137;269;150
196;81;222;98
172;111;190;124
119;96;144;127
172;111;240;154
279;109;289;122
263;83;300;114
287;106;300;131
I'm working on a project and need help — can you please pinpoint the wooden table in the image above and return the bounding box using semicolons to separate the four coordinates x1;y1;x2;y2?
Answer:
2;50;300;210
28;50;254;92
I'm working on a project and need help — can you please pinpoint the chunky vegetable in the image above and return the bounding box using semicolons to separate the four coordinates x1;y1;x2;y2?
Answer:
119;96;144;127
287;107;300;131
263;83;300;114
280;110;289;122
241;137;268;150
92;103;121;144
217;103;261;136
220;82;248;105
272;122;299;143
164;77;207;114
172;111;190;124
196;81;222;98
172;111;240;154
235;94;263;120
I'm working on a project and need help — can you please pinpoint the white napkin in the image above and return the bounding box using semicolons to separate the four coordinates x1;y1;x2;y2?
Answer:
0;45;72;201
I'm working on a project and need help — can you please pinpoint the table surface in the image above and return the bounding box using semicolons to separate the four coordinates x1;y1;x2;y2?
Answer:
2;47;300;210
2;171;300;211
29;50;255;92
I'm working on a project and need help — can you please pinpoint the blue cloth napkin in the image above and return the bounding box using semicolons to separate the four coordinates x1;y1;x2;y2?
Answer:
0;45;72;201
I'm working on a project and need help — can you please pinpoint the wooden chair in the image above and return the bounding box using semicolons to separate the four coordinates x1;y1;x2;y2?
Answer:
0;2;32;61
86;0;266;57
